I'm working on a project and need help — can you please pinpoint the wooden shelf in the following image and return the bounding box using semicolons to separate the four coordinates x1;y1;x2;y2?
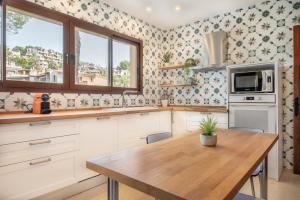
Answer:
159;64;188;70
160;83;197;87
192;65;226;72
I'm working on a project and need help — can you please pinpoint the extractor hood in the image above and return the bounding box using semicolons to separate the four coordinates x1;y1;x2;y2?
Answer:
204;31;228;67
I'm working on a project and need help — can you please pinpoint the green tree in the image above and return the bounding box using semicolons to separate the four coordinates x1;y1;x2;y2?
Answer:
12;46;26;56
48;61;58;70
6;10;29;34
119;60;130;70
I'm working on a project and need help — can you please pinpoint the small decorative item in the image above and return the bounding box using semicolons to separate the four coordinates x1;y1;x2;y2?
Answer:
184;58;199;67
183;68;197;84
162;51;173;65
160;90;171;107
199;117;218;146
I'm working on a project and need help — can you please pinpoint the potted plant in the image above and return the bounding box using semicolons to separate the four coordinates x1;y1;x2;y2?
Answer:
199;117;218;146
183;68;197;85
184;58;199;67
162;52;173;66
160;90;170;107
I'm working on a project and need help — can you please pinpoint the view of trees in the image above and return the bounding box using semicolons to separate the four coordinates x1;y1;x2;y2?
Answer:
6;10;29;34
6;10;63;75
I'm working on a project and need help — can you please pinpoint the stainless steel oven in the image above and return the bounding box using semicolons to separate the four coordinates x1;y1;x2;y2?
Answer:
231;70;274;93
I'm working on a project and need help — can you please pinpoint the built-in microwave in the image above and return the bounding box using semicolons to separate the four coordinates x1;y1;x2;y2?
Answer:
231;70;274;93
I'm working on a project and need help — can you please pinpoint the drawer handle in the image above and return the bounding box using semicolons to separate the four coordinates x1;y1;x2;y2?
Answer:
29;158;51;166
97;116;110;120
200;112;212;115
29;121;51;126
29;139;51;146
140;112;149;116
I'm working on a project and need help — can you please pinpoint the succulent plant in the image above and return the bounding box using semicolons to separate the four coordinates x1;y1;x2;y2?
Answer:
184;58;199;67
200;116;217;136
162;52;173;63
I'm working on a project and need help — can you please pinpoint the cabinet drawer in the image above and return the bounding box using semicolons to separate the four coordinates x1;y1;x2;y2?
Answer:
0;134;79;166
0;119;79;145
187;112;228;123
0;152;77;200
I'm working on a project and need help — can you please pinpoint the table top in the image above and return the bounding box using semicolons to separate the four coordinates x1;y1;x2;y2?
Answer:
86;129;278;200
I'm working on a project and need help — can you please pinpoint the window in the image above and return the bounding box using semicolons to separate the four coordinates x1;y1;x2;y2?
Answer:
1;0;143;93
75;28;109;86
113;39;138;88
6;7;64;84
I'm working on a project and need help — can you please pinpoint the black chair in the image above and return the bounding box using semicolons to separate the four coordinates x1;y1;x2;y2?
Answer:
146;132;172;144
230;127;264;198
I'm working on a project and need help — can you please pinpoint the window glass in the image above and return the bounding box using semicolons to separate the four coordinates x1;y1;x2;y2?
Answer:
6;7;64;83
75;28;109;86
112;40;138;88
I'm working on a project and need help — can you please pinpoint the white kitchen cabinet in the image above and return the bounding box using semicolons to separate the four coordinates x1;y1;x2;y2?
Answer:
172;111;228;137
0;119;79;145
186;112;228;131
118;112;156;150
0;134;79;167
77;116;118;181
172;111;188;137
117;111;171;151
0;152;77;200
158;111;172;133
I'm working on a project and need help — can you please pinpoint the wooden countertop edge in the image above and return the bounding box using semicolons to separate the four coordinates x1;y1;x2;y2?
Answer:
0;106;227;124
222;133;279;200
86;161;185;200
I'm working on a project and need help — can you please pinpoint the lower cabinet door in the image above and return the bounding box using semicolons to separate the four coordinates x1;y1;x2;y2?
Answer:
77;117;118;181
0;152;77;200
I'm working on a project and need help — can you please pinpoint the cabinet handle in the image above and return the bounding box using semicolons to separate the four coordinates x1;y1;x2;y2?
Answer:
29;157;51;166
202;112;212;115
29;139;51;146
97;116;110;120
29;121;51;126
139;112;149;116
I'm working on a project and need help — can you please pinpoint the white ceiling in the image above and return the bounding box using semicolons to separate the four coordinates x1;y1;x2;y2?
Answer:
102;0;263;29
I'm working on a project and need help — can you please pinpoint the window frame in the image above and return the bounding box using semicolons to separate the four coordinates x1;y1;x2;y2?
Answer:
0;0;143;94
2;0;70;90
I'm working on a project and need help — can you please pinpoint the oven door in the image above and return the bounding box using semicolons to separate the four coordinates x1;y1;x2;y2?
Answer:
228;103;280;180
233;72;262;92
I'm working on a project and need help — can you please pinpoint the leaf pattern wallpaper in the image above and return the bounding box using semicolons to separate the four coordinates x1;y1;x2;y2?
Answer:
0;0;299;168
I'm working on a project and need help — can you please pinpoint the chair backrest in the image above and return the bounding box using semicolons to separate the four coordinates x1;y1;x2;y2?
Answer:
230;127;264;133
146;132;172;144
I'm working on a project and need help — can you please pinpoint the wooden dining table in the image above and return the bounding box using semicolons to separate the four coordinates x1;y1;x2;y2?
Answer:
86;129;278;200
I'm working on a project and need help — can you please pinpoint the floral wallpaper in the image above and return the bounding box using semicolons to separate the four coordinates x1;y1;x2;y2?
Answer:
161;0;300;169
0;0;299;168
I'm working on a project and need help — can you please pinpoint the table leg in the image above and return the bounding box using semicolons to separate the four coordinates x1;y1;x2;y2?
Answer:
108;177;119;200
260;156;268;200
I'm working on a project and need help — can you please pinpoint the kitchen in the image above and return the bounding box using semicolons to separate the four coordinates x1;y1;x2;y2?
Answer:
0;0;299;200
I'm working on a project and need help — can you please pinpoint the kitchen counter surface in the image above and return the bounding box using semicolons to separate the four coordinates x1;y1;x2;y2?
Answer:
0;105;227;124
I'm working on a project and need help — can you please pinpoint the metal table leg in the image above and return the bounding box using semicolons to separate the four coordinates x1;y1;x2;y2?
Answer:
108;177;119;200
260;156;268;200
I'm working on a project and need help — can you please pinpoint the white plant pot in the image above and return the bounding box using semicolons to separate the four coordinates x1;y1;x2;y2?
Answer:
161;99;168;107
200;134;217;146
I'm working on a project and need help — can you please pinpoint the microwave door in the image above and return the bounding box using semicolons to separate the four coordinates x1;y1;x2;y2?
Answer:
234;72;257;92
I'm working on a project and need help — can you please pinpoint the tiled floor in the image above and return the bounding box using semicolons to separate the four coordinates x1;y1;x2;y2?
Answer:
67;169;300;200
